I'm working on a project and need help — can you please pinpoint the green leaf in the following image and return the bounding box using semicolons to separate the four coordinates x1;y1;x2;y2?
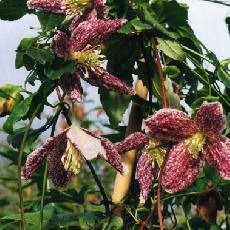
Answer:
118;18;152;34
0;0;29;21
37;12;65;32
217;60;230;88
26;47;55;64
45;61;76;80
226;113;230;136
157;38;186;61
78;212;101;229
164;66;180;79
3;94;34;133
100;90;131;128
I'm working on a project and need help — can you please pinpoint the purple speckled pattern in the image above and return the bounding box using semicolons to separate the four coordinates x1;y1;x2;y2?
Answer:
94;0;108;18
22;131;67;180
47;133;73;187
27;0;64;13
137;153;156;203
60;73;83;102
70;19;127;52
162;141;205;193
205;138;230;180
82;66;135;95
115;132;148;154
195;102;226;140
50;31;70;58
81;128;124;174
145;109;198;142
69;9;97;32
145;102;230;193
50;20;134;96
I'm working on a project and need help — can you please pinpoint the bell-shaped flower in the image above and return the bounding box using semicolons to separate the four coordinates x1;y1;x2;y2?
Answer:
144;102;230;193
51;19;135;102
27;0;108;19
22;125;128;187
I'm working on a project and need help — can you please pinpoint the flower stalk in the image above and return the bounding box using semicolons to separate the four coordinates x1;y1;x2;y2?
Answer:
18;104;42;230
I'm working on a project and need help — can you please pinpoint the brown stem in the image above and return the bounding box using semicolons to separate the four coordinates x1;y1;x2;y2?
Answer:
157;151;169;230
152;40;168;109
139;206;156;230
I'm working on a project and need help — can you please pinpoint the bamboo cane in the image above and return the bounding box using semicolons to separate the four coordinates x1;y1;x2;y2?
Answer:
112;80;148;205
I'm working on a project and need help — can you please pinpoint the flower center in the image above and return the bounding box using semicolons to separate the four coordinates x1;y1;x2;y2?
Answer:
70;49;105;66
185;131;206;159
62;0;93;15
61;139;82;174
147;140;166;167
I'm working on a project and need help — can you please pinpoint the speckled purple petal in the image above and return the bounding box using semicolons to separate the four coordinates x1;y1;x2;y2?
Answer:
145;109;198;143
82;66;135;95
60;73;83;102
22;131;67;180
195;102;226;140
137;153;157;204
205;138;230;180
27;0;64;13
70;19;127;52
51;30;70;58
47;132;73;187
69;10;97;32
115;132;148;154
94;0;108;18
162;141;204;193
67;126;124;173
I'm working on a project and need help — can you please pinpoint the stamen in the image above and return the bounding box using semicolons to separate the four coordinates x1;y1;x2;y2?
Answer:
147;140;166;167
61;139;82;174
70;49;105;66
185;132;206;159
62;0;93;15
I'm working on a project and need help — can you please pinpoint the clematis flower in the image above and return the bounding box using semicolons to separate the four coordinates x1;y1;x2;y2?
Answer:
144;102;230;193
22;125;128;187
27;0;108;19
51;19;135;102
22;128;148;187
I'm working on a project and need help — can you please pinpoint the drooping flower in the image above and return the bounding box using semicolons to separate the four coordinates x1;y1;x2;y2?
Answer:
51;19;135;102
22;125;127;186
27;0;108;19
145;102;230;193
136;139;167;203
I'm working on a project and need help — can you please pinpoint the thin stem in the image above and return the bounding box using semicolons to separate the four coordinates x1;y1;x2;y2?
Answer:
152;39;168;108
200;0;230;6
39;162;48;230
55;89;110;215
139;206;156;230
40;112;59;230
157;151;169;230
18;104;41;230
85;160;110;215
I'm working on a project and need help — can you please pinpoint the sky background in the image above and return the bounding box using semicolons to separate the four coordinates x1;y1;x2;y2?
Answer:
0;0;229;137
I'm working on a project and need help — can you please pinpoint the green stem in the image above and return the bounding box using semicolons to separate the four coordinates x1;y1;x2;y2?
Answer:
39;162;48;230
18;104;42;230
39;108;61;230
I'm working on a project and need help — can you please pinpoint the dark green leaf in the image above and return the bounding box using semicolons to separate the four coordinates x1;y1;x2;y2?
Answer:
0;0;29;21
26;47;55;64
3;94;34;133
37;12;65;32
100;90;131;128
45;61;76;80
